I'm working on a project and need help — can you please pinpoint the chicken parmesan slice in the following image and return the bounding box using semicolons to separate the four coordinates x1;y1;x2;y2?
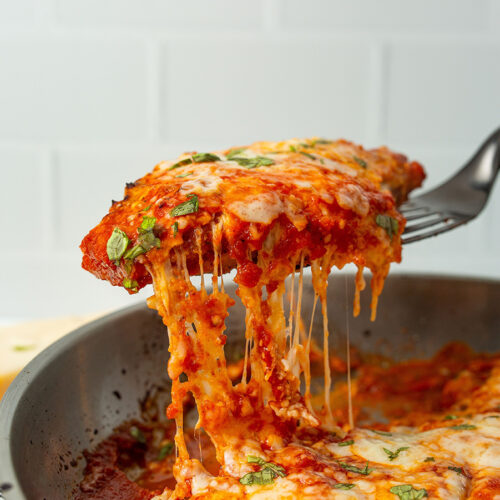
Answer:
81;137;424;300
81;137;425;499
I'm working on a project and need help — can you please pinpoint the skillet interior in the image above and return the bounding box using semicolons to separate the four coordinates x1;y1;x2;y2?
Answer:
1;273;499;499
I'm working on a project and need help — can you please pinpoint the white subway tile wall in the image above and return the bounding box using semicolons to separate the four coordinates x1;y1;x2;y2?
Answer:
0;0;498;320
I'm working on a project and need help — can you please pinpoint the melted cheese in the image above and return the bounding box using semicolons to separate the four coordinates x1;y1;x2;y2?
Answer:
228;192;284;224
83;137;497;500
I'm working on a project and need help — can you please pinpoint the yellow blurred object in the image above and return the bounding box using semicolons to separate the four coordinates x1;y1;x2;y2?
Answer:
0;313;106;400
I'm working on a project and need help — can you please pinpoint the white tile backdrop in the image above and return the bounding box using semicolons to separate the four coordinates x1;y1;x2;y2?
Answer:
0;0;499;320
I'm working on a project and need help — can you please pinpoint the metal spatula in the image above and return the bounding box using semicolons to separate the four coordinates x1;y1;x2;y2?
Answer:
401;127;500;244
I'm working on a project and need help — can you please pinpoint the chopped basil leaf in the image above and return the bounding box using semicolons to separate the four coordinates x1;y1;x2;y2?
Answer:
157;442;174;460
299;142;311;148
353;156;367;168
424;457;435;462
334;483;355;490
375;215;399;240
139;230;161;251
444;415;458;420
142;205;151;211
226;148;245;160
371;429;392;436
122;278;138;291
125;234;160;258
239;456;286;486
240;468;276;486
192;152;220;163
450;424;477;430
139;215;156;233
383;446;409;461
338;461;372;475
123;258;133;275
300;151;316;160
13;344;35;352
338;439;354;446
106;228;129;264
130;426;146;444
263;462;286;477
168;157;193;170
230;156;275;169
448;466;465;475
123;216;160;261
173;221;178;236
290;145;316;160
315;139;332;145
170;194;199;217
246;456;286;476
390;484;428;499
124;244;146;260
176;172;192;178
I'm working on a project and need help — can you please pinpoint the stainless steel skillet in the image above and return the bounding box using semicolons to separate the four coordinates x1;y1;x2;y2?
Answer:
1;274;499;500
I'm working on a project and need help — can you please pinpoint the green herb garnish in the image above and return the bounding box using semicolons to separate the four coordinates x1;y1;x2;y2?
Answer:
230;156;275;169
338;439;354;446
383;446;409;461
123;216;161;261
140;215;156;232
169;153;220;171
300;151;316;160
424;457;435;462
130;426;146;444
289;145;297;152
353;156;367;168
176;172;192;178
390;484;428;499
449;424;477;430
172;221;178;236
123;278;138;291
239;456;286;486
338;461;372;475
371;429;392;436
123;244;146;260
375;215;399;240
226;148;245;160
106;228;129;264
444;415;458;420
170;194;199;217
157;442;174;460
315;139;332;145
334;483;355;490
192;152;220;163
448;466;465;475
168;157;193;170
13;345;35;352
